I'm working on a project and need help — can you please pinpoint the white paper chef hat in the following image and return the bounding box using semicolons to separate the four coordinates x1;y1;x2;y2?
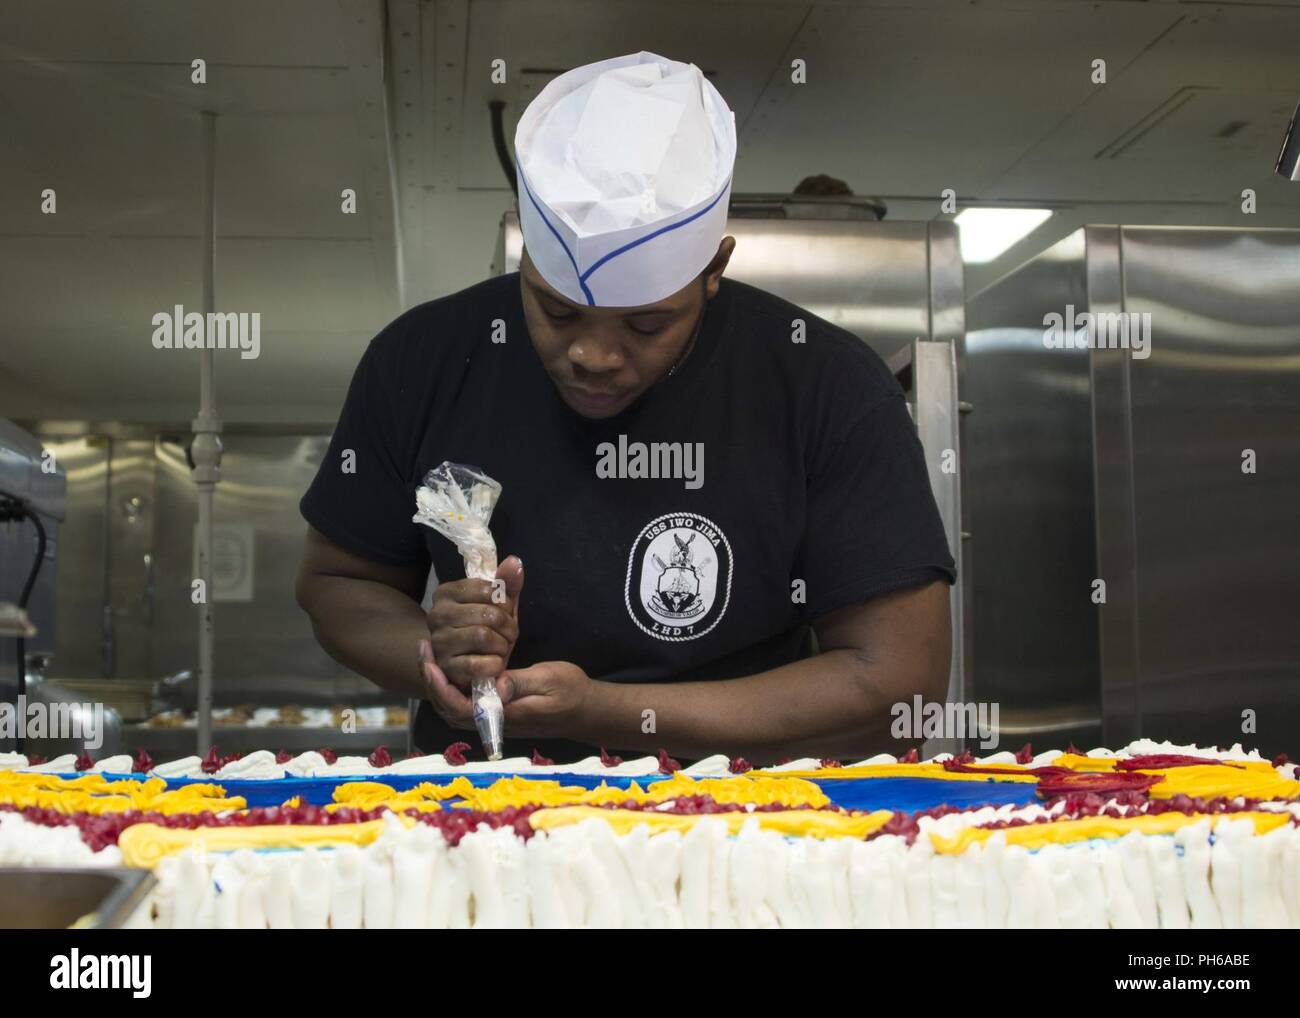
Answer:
515;51;736;308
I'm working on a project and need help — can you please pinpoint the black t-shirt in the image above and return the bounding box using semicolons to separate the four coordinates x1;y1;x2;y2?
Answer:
301;273;955;759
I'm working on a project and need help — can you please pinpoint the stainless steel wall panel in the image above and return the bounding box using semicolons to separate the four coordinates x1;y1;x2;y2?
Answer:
912;338;966;755
968;225;1300;755
1117;226;1300;754
964;229;1104;750
925;221;972;719
42;437;109;679
928;222;968;361
1085;226;1142;748
103;440;157;683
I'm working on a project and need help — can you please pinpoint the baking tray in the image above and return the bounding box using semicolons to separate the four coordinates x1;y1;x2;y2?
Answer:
0;867;154;929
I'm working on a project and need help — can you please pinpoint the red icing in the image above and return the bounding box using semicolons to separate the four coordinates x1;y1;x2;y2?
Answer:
275;749;293;764
975;791;1270;834
26;754;46;766
728;757;752;774
0;801;543;852
131;749;153;774
1065;742;1083;755
589;796;840;818
1273;753;1289;769
368;746;392;768
197;747;242;773
869;811;921;845
599;748;623;768
819;759;843;769
1035;770;1162;798
1114;754;1240;771
657;750;681;774
443;742;471;766
74;751;93;772
318;748;338;765
530;749;554;766
1055;789;1149;813
1015;743;1034;765
896;748;920;764
941;759;1070;778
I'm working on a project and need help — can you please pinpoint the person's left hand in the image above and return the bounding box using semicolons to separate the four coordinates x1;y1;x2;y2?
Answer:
499;660;597;738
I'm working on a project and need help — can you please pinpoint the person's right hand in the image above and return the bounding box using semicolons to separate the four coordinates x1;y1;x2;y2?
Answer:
424;555;524;694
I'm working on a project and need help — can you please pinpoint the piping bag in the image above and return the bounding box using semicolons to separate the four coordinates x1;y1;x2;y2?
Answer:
412;461;506;760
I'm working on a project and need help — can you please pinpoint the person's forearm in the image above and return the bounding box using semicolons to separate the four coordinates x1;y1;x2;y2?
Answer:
299;575;429;699
577;648;947;762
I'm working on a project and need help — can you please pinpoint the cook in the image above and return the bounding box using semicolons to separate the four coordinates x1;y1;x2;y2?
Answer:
295;52;955;763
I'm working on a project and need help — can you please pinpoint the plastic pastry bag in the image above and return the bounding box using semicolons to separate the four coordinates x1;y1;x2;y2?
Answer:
412;461;506;760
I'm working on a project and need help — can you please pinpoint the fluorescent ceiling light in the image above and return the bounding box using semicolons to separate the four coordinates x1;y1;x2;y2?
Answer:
954;207;1054;263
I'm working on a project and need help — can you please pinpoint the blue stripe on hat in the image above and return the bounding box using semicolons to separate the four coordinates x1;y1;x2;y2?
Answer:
579;181;730;299
520;171;594;305
521;171;731;307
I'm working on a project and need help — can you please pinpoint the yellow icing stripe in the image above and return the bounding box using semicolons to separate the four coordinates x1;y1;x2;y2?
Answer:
639;773;829;807
326;779;464;812
0;772;189;793
1049;755;1118;772
929;811;1292;855
0;772;244;815
1141;765;1300;801
458;773;830;811
1051;755;1280;775
322;774;831;814
116;818;409;868
529;805;893;839
748;763;1040;784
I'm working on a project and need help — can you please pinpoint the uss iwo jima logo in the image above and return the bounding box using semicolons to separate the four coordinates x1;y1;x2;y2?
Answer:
654;533;705;618
626;511;733;642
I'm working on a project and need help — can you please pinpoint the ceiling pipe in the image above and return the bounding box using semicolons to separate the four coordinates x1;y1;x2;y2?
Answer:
1277;98;1300;182
191;110;222;756
489;100;517;197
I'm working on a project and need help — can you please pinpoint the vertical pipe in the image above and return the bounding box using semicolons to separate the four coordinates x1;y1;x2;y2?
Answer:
100;440;115;679
191;110;222;756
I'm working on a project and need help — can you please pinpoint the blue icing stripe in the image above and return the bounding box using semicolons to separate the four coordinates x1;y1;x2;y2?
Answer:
813;776;1039;812
75;770;1039;812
